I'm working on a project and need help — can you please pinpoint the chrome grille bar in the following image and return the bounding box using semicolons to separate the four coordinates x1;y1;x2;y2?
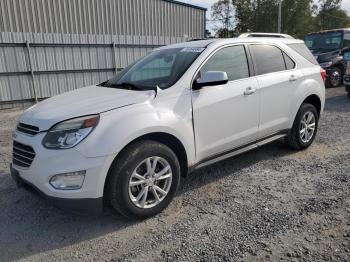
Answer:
16;123;40;136
12;141;36;168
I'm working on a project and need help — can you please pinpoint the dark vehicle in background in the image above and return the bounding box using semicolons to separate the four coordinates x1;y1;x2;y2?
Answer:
305;29;350;88
341;49;350;98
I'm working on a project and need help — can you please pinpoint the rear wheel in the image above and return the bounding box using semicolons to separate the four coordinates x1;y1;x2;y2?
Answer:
286;103;318;150
105;140;180;219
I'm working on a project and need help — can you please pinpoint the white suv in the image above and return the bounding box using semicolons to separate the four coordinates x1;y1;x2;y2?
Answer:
11;38;326;219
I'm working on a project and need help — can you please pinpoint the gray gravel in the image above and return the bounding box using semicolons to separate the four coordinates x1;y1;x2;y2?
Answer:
0;87;349;261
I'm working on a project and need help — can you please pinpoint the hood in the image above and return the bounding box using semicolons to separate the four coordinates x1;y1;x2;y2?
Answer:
19;85;155;131
311;49;339;63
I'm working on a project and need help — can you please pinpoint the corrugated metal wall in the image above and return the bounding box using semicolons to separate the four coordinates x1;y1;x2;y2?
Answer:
0;0;206;38
0;32;189;103
0;0;206;105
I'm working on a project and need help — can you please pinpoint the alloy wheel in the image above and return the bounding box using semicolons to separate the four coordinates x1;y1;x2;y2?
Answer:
299;111;316;143
128;156;172;209
330;70;340;87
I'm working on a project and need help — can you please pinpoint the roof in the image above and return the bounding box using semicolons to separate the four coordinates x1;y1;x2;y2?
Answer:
156;37;304;50
162;0;207;11
307;28;350;35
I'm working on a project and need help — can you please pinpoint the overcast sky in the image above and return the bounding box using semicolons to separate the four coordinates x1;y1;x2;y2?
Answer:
181;0;350;14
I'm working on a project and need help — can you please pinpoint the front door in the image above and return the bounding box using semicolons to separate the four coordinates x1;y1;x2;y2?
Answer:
192;45;260;161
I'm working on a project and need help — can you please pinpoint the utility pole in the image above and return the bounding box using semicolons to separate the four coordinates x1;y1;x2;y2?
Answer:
278;0;282;33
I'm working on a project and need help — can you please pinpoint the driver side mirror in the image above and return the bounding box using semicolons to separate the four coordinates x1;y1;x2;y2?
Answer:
193;71;228;90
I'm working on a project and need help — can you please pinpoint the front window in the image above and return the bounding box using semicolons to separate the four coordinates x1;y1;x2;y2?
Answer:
101;47;204;90
305;32;343;51
200;45;249;81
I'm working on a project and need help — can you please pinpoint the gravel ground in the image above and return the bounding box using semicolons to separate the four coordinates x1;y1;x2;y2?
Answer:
0;87;349;262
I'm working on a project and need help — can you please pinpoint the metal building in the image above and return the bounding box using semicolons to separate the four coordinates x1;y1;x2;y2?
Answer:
0;0;206;107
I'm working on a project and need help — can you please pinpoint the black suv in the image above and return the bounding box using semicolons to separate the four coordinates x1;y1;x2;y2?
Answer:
305;29;350;88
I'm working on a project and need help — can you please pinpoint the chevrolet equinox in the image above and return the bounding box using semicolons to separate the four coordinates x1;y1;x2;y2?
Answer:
11;38;326;219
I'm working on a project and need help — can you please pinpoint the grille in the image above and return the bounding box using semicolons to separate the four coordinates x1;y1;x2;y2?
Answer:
17;123;40;136
12;141;36;168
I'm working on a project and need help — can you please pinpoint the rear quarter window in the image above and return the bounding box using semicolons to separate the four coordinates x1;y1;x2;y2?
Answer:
287;43;318;65
283;53;295;70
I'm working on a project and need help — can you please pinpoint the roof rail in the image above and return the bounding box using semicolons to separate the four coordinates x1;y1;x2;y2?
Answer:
238;33;294;39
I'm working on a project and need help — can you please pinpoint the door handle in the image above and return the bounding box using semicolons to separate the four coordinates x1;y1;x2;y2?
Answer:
244;86;256;96
289;75;298;82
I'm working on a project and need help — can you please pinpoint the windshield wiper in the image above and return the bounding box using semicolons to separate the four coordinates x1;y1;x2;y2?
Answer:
102;82;142;91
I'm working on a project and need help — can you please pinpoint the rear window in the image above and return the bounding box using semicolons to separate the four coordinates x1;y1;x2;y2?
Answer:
287;43;318;65
250;45;286;75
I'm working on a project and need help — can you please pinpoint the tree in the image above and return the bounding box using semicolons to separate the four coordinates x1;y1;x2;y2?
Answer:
209;0;350;39
316;0;350;30
281;0;314;38
232;0;253;33
215;28;236;37
211;0;235;37
205;29;213;38
232;0;280;33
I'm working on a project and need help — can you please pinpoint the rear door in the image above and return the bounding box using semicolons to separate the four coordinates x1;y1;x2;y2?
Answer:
191;45;260;161
249;44;302;139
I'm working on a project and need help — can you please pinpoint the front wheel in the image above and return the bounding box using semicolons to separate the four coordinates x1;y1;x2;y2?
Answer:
105;140;181;220
327;68;342;88
286;103;319;150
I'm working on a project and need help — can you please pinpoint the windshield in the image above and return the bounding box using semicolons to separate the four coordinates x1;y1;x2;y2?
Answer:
305;32;342;51
100;47;204;90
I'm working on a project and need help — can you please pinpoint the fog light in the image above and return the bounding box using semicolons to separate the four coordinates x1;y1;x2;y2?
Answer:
49;171;86;190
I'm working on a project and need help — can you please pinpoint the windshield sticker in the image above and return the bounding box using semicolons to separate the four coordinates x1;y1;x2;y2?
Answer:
180;47;205;53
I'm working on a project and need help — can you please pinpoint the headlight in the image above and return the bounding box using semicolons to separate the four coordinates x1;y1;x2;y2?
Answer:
319;61;332;68
42;115;99;149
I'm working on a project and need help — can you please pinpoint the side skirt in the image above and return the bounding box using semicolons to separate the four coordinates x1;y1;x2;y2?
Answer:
189;130;289;172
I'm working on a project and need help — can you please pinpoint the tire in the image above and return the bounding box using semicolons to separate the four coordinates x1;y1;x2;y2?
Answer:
348;92;350;99
286;103;319;150
326;68;342;88
105;140;181;220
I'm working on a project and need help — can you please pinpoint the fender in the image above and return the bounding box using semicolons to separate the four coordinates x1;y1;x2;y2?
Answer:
288;71;325;128
75;92;196;165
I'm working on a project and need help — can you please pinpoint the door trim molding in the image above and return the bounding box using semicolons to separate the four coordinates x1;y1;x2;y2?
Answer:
190;129;289;171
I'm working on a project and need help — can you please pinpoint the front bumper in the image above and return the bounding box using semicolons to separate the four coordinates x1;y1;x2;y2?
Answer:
10;131;116;213
11;164;103;213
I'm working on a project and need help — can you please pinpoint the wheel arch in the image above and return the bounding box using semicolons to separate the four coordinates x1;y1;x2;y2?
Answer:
132;132;189;177
302;94;322;116
106;132;189;181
